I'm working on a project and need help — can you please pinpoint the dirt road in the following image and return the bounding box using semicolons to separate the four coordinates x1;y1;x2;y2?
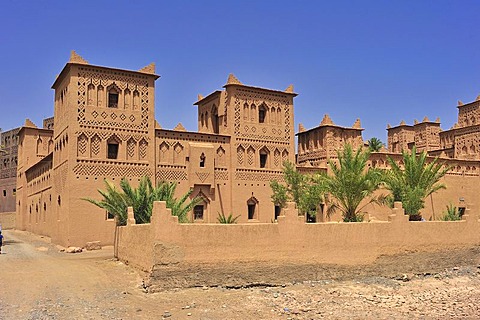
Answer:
1;230;480;319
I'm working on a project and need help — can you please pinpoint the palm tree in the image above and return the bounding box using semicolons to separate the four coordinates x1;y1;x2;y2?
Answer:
384;147;450;220
84;179;129;226
320;144;383;222
367;137;384;152
84;176;200;225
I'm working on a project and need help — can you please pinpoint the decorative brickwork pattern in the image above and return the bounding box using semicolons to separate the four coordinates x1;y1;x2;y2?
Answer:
156;169;188;181
235;168;285;182
139;139;148;160
196;172;210;183
214;168;229;180
127;138;136;160
73;161;151;178
77;67;150;131
77;134;88;156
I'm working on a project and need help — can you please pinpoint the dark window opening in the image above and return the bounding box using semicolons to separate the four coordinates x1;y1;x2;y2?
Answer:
106;211;115;220
274;205;281;220
13;188;16;196
259;108;266;123
260;153;267;168
194;205;204;220
57;195;61;206
108;92;119;108
108;143;119;159
213;114;219;134
306;210;317;223
2;190;6;197
200;153;206;167
248;204;256;220
44;203;46;211
458;207;466;217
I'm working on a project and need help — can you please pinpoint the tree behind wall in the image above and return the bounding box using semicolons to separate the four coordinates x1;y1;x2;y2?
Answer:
320;144;383;222
270;161;324;217
383;147;450;220
84;176;200;225
367;137;384;152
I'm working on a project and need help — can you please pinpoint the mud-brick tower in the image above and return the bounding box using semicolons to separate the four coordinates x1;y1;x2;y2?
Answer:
18;51;160;247
194;75;296;222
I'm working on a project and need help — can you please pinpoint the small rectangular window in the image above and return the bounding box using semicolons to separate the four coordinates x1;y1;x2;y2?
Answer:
106;211;115;220
107;143;119;159
2;190;6;197
13;188;16;196
194;205;204;220
108;93;119;108
274;205;281;220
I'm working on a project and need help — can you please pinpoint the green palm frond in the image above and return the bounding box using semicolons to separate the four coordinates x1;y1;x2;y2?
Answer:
321;144;382;222
84;176;201;225
384;147;450;215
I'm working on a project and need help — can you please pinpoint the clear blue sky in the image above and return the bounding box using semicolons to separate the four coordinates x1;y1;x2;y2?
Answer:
1;1;479;142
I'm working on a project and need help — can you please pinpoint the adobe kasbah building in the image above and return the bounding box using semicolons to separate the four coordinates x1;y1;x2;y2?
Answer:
0;51;479;247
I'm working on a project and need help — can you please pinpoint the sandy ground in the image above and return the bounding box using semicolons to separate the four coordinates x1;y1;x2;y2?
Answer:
1;229;480;320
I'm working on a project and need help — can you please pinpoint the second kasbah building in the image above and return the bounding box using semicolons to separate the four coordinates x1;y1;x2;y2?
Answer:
8;51;480;247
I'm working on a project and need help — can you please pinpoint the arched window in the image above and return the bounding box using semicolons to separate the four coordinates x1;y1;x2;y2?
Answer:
243;103;249;120
107;84;120;108
97;85;104;106
247;196;259;220
124;88;131;110
87;84;95;105
212;105;219;134
250;104;256;122
107;135;121;159
200;153;206;167
133;90;140;110
194;205;204;220
259;147;269;168
258;104;267;123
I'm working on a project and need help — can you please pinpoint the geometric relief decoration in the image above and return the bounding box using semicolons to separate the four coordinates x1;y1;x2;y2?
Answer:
73;163;152;178
156;170;188;181
247;146;255;166
173;143;184;164
274;148;280;167
77;134;87;156
216;146;225;166
127;138;136;160
77;69;149;131
237;146;244;166
139;139;148;160
235;169;284;182
91;135;101;157
214;169;229;180
282;149;288;163
159;142;169;163
196;172;210;183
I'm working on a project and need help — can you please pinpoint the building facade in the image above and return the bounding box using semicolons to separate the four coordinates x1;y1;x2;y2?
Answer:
14;52;296;247
6;51;480;247
0;127;20;213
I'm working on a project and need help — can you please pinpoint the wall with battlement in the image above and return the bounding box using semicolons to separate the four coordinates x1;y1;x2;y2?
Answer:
117;201;480;288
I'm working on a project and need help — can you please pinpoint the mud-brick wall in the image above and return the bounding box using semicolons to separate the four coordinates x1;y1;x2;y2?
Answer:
0;212;15;229
117;201;480;288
